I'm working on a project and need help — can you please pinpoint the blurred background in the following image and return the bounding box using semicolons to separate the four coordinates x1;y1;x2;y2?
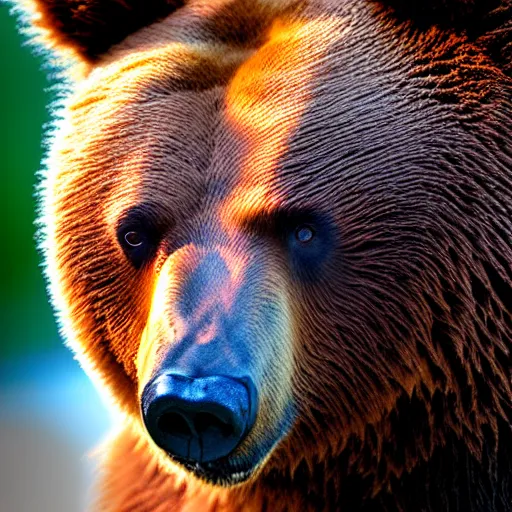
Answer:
0;5;110;511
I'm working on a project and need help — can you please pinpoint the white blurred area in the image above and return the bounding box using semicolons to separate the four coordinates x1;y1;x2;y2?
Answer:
0;350;111;512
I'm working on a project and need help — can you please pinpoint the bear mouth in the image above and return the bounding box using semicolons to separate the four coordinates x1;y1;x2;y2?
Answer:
167;452;256;486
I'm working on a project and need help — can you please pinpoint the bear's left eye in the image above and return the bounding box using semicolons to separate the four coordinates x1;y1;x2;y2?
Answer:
295;225;315;244
281;211;337;279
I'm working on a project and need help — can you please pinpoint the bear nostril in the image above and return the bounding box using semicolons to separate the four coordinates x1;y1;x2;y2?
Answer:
158;412;191;438
194;412;234;438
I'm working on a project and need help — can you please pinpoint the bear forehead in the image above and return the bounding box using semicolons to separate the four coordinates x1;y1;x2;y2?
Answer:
55;2;465;231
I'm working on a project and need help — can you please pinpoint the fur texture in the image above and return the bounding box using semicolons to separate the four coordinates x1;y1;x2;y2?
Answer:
13;0;512;510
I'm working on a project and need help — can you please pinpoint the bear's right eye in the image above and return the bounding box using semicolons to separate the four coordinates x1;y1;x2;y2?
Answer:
124;231;143;247
117;204;164;269
118;226;156;269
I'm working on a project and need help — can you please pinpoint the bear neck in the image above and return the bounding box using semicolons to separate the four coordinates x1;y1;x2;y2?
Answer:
99;406;511;512
247;416;512;511
245;387;512;512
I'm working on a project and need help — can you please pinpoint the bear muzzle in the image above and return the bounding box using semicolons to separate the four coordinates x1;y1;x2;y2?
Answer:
137;243;295;482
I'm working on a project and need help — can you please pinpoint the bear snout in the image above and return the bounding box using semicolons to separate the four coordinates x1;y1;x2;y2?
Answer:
136;243;295;482
141;374;257;463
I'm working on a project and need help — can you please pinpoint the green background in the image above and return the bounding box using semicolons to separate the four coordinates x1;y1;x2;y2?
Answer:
1;4;59;359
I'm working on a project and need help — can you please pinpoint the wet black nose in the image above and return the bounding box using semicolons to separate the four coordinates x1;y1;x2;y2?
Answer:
141;374;256;463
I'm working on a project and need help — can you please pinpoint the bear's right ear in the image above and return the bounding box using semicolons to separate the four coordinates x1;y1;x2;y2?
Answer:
16;0;185;63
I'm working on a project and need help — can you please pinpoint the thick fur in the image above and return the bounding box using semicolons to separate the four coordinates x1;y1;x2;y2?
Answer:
13;0;512;510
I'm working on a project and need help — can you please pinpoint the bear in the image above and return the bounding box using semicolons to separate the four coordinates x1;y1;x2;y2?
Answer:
11;0;512;510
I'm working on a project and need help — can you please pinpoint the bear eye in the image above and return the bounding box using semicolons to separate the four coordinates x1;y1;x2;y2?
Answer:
117;204;164;269
280;210;336;280
119;227;154;268
295;225;315;244
124;230;143;247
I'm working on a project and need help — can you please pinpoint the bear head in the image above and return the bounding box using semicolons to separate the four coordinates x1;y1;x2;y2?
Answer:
13;0;512;503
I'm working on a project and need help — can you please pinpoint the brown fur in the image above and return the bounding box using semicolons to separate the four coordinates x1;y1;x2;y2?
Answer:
12;0;512;510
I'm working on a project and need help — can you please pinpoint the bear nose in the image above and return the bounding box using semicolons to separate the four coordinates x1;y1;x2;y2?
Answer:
141;374;256;463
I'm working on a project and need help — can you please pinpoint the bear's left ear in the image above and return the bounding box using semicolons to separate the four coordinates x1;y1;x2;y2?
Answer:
476;2;511;75
17;0;185;63
380;0;511;75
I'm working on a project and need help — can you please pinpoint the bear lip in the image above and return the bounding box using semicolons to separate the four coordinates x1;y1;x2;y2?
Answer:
167;452;256;486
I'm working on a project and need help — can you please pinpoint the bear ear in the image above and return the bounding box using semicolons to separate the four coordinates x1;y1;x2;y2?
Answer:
18;0;185;62
380;0;508;24
382;0;511;75
477;2;511;75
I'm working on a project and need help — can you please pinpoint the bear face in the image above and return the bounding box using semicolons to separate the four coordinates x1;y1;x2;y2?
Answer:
15;0;512;508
